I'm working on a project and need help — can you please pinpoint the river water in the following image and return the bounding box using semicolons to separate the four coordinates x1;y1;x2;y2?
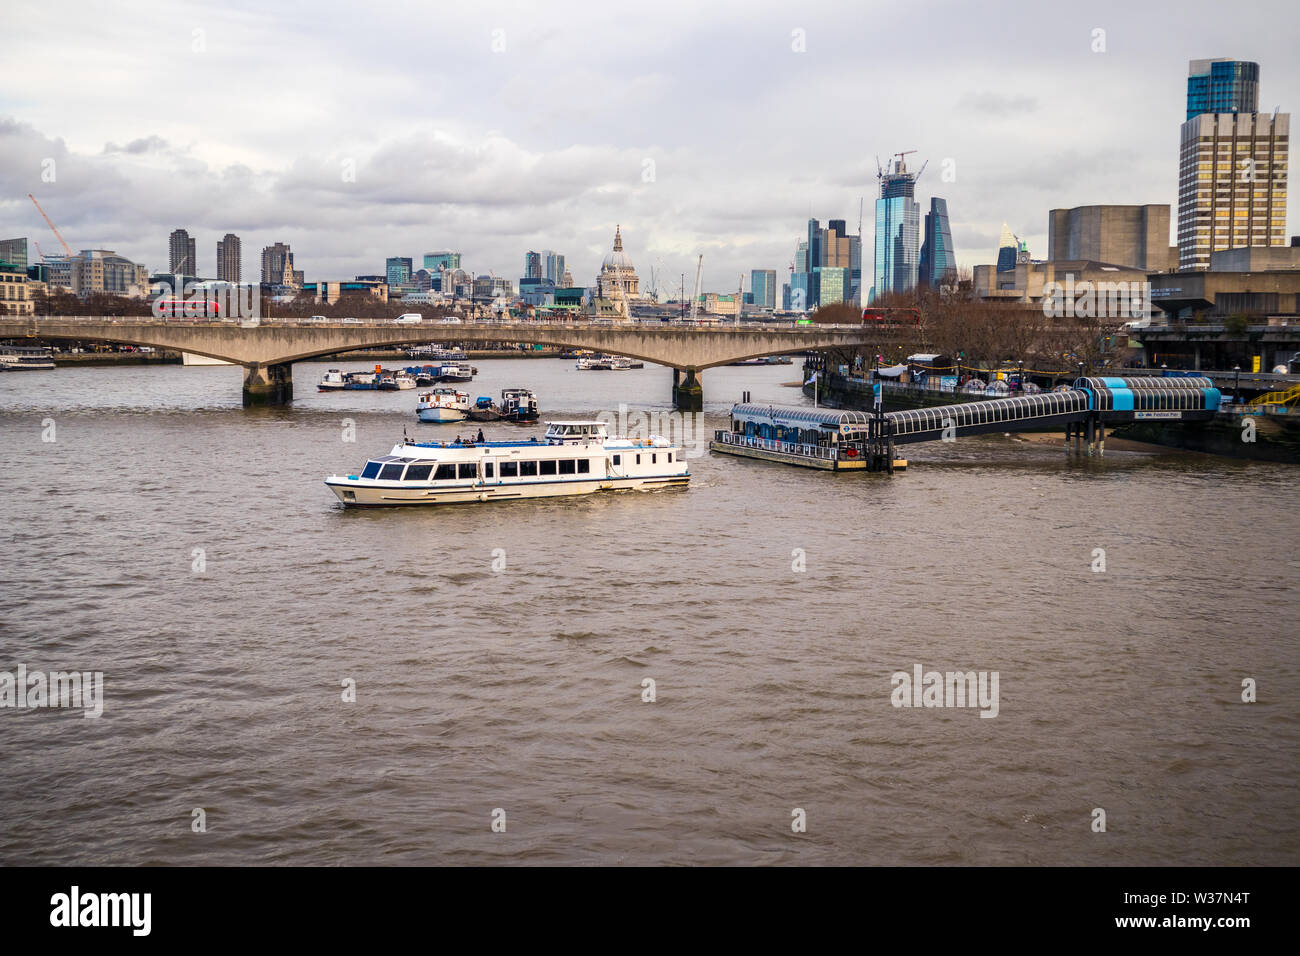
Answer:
1;358;1296;865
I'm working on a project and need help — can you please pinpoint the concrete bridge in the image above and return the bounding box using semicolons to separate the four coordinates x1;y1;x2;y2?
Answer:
0;316;880;408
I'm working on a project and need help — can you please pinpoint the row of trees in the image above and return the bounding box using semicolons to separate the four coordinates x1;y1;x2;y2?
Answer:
810;283;1126;376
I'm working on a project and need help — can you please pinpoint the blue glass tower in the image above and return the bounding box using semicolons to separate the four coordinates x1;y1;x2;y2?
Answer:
918;198;956;288
872;156;920;302
1186;59;1259;120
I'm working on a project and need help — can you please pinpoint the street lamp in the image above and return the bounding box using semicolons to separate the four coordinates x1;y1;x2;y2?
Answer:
1233;365;1241;402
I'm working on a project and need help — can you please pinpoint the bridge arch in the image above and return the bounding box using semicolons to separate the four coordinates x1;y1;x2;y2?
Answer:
1;317;885;407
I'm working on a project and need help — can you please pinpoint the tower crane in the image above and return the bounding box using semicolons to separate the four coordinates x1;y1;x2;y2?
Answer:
688;254;703;323
28;194;73;257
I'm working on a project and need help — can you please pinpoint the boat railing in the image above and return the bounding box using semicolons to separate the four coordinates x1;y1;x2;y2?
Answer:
712;429;839;461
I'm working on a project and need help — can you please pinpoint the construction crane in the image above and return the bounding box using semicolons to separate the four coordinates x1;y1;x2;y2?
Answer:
688;255;703;323
28;194;72;257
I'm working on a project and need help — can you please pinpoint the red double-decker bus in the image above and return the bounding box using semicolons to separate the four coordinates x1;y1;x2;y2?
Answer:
153;298;220;319
861;307;921;326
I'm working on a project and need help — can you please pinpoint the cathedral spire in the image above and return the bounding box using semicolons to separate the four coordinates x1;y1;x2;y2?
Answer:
613;225;623;252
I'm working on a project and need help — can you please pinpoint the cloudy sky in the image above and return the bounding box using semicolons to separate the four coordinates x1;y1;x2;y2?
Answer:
2;0;1297;296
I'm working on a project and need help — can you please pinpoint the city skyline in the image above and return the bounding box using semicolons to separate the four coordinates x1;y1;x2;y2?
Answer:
1;1;1297;291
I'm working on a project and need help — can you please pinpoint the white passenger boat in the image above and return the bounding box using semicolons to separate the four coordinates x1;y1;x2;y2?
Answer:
416;387;471;422
325;421;690;506
0;346;55;370
436;363;476;383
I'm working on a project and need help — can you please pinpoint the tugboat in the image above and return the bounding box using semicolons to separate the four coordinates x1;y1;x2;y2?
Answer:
325;421;690;506
416;387;471;423
468;396;502;421
501;387;539;423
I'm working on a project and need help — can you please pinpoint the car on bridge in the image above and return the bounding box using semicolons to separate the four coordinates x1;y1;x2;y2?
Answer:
395;313;423;324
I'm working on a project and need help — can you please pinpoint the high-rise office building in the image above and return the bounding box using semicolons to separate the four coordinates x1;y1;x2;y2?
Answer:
216;234;241;283
169;228;196;275
995;223;1018;272
542;250;565;284
751;269;776;309
423;251;461;272
918;198;957;288
872;155;921;301
0;238;28;270
386;256;413;290
524;251;542;280
1186;59;1259;121
814;266;848;306
1177;58;1288;271
261;242;298;286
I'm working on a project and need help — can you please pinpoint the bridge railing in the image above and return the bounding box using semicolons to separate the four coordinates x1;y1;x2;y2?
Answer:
7;315;869;333
712;430;840;460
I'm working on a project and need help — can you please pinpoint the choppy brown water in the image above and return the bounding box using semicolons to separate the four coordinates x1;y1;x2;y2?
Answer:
1;359;1297;865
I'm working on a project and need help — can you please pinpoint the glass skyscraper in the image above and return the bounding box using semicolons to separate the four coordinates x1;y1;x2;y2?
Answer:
423;251;461;272
872;156;920;302
385;256;413;289
1186;59;1259;120
751;269;776;309
918;198;956;288
1178;58;1288;270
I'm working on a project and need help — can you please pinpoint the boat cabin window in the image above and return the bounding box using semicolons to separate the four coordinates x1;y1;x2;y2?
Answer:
500;461;518;478
457;463;477;479
434;464;457;480
559;460;576;475
379;463;405;480
577;459;590;473
612;455;621;466
651;454;657;464
361;461;383;479
406;463;433;481
636;454;641;465
539;460;557;476
521;461;538;477
484;463;494;478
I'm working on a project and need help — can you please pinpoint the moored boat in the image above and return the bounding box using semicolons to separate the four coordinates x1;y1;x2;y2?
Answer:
416;387;471;423
501;387;539;423
319;369;381;391
0;346;55;371
435;363;476;383
468;396;502;421
378;371;417;390
325;421;690;506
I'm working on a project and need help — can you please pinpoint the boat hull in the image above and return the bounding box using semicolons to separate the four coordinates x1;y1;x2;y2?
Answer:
325;473;689;506
417;407;469;423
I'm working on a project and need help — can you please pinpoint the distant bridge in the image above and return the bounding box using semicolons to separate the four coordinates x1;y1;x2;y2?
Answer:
0;317;884;408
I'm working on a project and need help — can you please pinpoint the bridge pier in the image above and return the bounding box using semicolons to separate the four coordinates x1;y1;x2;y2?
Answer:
243;362;293;406
672;367;703;412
